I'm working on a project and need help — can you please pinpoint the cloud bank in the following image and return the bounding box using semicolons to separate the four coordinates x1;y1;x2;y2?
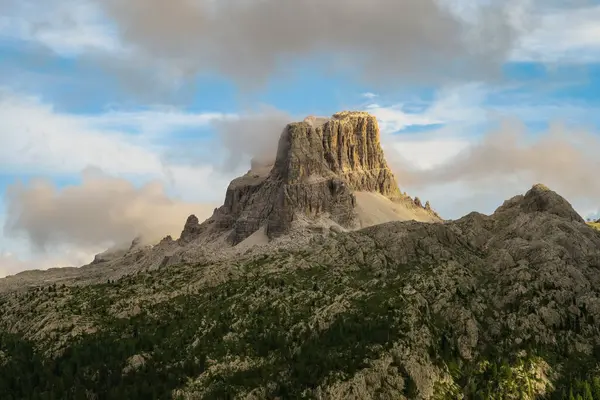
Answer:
3;169;216;252
212;107;292;172
387;119;600;218
89;0;522;88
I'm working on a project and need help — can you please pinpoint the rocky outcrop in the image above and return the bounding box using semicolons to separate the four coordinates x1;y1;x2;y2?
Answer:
277;112;402;197
495;183;585;223
91;236;149;265
91;248;128;265
183;111;440;245
180;215;204;244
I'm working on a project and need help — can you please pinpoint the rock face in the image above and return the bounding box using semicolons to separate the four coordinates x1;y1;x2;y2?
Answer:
280;112;401;197
186;111;439;245
495;183;585;223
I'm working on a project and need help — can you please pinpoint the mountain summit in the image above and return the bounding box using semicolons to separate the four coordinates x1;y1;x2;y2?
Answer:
182;111;439;246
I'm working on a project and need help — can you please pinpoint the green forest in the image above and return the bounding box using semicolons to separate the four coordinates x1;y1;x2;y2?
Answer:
1;258;599;399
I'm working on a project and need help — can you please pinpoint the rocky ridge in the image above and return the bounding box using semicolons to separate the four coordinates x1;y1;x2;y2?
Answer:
1;183;600;399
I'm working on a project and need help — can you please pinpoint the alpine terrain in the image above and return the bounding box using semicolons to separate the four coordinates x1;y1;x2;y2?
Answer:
1;112;600;400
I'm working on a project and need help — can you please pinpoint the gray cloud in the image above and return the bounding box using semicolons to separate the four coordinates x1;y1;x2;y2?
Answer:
0;251;93;278
3;168;216;252
391;120;600;216
92;0;521;88
0;253;30;278
212;107;293;172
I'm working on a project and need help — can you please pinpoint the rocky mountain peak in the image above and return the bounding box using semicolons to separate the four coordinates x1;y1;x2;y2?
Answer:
275;111;400;197
494;183;585;223
180;215;203;244
522;183;585;223
183;111;440;246
272;111;401;198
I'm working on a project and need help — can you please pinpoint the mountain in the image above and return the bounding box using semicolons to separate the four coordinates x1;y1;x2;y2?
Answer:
1;113;600;399
181;111;439;246
0;111;439;292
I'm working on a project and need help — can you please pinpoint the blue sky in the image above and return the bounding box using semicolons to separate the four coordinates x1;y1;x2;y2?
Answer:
2;0;600;276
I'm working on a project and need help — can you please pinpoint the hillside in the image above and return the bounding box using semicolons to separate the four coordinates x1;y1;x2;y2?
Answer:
1;114;600;399
588;221;600;231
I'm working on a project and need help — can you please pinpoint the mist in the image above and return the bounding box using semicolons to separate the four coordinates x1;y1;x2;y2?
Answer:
3;168;216;253
387;119;600;217
212;107;293;172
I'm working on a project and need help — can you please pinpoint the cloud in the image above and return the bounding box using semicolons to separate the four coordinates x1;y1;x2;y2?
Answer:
3;168;216;253
0;249;95;279
512;4;600;63
387;119;600;218
386;129;472;171
0;89;229;176
212;106;293;172
84;107;234;137
0;0;121;56
364;81;600;219
0;252;31;278
83;0;522;88
365;83;491;134
3;0;599;98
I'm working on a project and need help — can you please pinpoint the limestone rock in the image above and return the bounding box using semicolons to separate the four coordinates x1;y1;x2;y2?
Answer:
494;183;585;224
91;236;147;265
91;248;128;265
183;111;440;245
122;353;149;375
180;215;203;244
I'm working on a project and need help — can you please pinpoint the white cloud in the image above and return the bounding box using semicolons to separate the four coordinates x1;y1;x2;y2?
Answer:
0;252;30;278
0;248;96;279
0;90;230;177
0;89;238;277
0;89;284;275
366;104;444;134
512;4;600;63
0;1;121;56
86;108;234;136
387;130;472;170
0;251;37;278
384;119;600;219
365;83;490;135
0;208;99;278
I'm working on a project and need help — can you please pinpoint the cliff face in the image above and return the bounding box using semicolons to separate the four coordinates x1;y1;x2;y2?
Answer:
275;112;401;197
183;111;439;245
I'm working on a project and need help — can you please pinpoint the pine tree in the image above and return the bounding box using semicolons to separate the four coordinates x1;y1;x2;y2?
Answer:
592;377;600;400
583;382;594;400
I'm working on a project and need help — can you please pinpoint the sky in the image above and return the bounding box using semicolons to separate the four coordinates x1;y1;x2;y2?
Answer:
2;0;600;277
